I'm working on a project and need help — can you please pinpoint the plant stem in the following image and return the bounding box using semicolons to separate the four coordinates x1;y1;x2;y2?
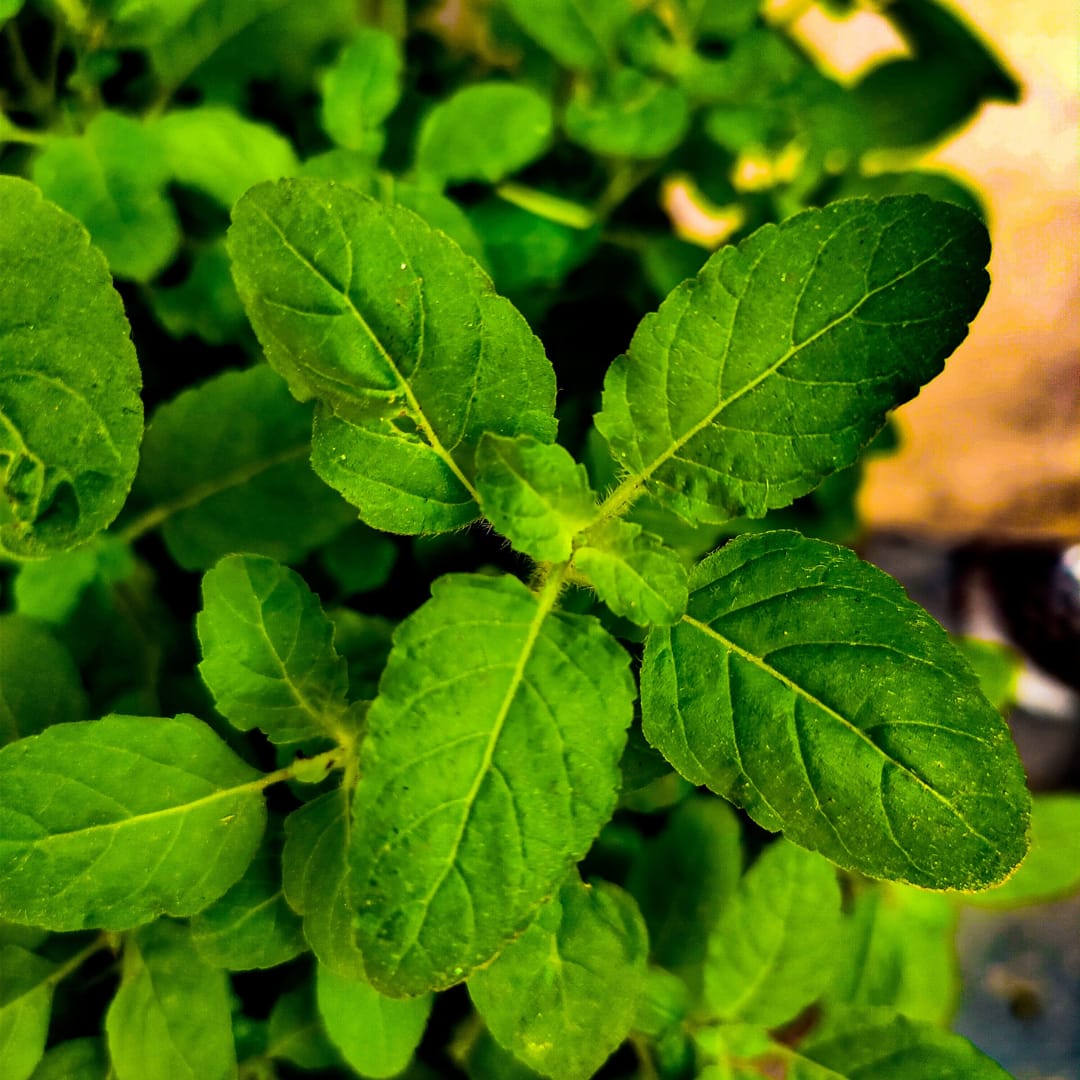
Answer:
46;932;114;988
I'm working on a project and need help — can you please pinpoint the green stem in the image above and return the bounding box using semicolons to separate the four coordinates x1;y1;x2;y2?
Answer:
45;933;113;989
495;181;597;230
3;22;52;112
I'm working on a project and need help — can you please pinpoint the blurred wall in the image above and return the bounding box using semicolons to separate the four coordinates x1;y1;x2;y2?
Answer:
849;0;1080;540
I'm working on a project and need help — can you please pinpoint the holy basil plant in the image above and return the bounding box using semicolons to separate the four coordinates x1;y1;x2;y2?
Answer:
0;2;1049;1080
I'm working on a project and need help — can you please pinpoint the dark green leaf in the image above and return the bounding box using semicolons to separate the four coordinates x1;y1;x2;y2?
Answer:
31;112;179;282
317;965;433;1078
595;196;990;524
565;69;689;159
803;1007;1014;1079
228;179;556;534
626;795;741;988
0;615;87;745
190;825;306;970
641;531;1030;889
266;982;340;1070
0;945;56;1080
27;1038;107;1080
147;241;249;344
282;787;365;978
415;83;553;187
131;365;354;570
349;573;635;994
197;554;350;745
0;177;143;557
475;434;597;563
501;0;632;70
0;714;266;930
704;839;842;1026
106;921;236;1080
320;28;403;152
469;877;648;1080
321;522;398;596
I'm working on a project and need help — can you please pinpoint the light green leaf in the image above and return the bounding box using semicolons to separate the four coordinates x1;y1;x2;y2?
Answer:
475;434;597;562
642;531;1030;890
595;196;991;524
964;793;1080;908
952;636;1020;714
130;365;354;570
106;921;236;1080
626;795;742;990
31;111;179;282
197;554;349;745
802;1007;1014;1079
321;28;403;151
824;883;958;1024
0;177;143;557
190;825;306;970
349;572;635;995
574;519;688;626
228;179;556;534
317;966;432;1078
0;615;88;745
282;788;365;978
565;69;689;159
103;0;206;45
501;0;632;70
266;983;340;1070
0;945;56;1080
415;83;553;187
28;1038;108;1080
0;714;266;930
13;536;134;626
153;105;298;206
704;839;842;1027
468;877;648;1080
0;0;24;22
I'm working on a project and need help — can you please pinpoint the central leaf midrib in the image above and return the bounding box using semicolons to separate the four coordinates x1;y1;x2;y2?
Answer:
394;577;564;973
251;202;478;501
681;613;995;847
608;236;953;515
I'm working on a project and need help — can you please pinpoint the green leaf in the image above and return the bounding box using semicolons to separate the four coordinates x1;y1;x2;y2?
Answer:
573;519;688;626
317;966;433;1078
704;839;842;1027
501;0;632;70
266;983;340;1070
28;1038;108;1080
320;28;403;152
625;795;742;989
153;105;298;206
415;83;554;187
321;522;398;596
130;365;353;570
824;883;957;1024
564;69;690;159
0;714;267;930
349;572;635;995
595;196;991;524
0;177;143;557
197;554;349;745
964;794;1080;908
952;636;1020;714
802;1007;1014;1079
642;531;1030;890
475;434;597;563
106;921;236;1080
0;945;56;1080
31;112;179;282
468;877;648;1080
282;787;365;978
13;536;134;626
228;178;556;534
0;615;88;745
190;825;306;970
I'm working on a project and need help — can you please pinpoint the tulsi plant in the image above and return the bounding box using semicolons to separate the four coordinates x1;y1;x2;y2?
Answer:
2;2;1074;1079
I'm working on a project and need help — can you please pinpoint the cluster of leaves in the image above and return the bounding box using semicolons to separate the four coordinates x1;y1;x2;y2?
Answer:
1;2;1075;1080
